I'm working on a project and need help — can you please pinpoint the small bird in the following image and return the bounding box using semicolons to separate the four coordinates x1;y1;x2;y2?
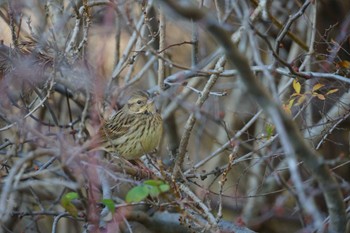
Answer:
98;90;163;160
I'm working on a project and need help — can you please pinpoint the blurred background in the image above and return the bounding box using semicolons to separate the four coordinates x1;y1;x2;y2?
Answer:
0;0;350;232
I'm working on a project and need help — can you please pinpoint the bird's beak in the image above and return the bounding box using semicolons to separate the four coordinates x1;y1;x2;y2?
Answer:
147;98;154;105
147;98;158;113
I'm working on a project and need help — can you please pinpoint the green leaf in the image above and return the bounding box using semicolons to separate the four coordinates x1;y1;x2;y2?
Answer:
101;199;115;213
146;185;161;198
62;202;78;217
159;184;170;193
126;185;149;203
125;180;171;203
144;180;170;196
265;124;275;139
64;192;79;201
144;179;164;186
60;192;79;217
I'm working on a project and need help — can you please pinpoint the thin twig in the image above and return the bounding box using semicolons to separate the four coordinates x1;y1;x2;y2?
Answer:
7;0;18;48
172;56;226;178
160;2;346;231
110;0;153;80
179;183;219;231
158;6;166;91
316;111;350;150
274;0;311;55
0;149;57;224
52;212;70;233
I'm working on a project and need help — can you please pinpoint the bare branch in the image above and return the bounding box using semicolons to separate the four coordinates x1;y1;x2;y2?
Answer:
160;1;346;232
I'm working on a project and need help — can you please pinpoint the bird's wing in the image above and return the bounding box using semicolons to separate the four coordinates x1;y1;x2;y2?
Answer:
101;110;134;141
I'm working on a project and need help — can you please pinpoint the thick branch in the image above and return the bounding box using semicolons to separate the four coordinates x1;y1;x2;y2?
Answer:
126;210;256;233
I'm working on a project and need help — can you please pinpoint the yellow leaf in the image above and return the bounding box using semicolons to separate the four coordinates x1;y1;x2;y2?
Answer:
317;94;325;100
326;89;339;95
337;60;350;69
312;83;324;92
296;95;306;105
293;79;301;94
288;98;295;108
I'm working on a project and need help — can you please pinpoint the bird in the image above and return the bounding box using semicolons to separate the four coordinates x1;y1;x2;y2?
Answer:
98;90;163;160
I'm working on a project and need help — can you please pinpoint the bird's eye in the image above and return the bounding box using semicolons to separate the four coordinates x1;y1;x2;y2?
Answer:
137;100;142;105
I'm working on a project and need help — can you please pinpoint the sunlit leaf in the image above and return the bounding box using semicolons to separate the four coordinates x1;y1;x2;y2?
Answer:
326;89;339;95
312;83;324;92
126;185;149;203
293;79;301;94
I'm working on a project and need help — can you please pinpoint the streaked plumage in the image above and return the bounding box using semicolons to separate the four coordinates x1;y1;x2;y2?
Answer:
99;91;163;159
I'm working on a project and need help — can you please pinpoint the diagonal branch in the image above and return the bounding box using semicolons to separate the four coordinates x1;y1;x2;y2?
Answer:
172;56;226;178
159;0;346;232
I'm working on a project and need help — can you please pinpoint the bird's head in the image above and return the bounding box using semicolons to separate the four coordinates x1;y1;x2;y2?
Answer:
126;91;157;115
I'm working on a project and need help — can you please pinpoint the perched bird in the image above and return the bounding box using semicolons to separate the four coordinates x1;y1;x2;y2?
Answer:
98;91;163;160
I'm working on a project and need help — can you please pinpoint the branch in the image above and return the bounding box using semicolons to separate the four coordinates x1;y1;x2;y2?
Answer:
172;56;226;178
158;6;166;90
110;0;153;80
126;210;256;233
159;1;346;232
274;0;311;55
0;148;58;224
